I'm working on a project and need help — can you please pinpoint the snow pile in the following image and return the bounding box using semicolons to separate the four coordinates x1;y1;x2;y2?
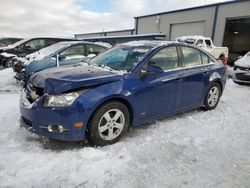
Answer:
0;68;22;92
0;68;250;187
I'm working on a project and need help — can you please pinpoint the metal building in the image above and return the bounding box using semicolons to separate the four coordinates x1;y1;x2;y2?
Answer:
76;0;250;58
134;0;250;57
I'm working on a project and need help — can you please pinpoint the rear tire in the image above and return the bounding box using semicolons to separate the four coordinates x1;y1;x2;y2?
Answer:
202;82;221;111
88;101;130;146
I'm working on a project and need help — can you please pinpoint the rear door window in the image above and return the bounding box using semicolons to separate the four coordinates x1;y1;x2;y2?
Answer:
181;47;202;67
148;46;179;71
45;39;62;46
201;52;209;64
86;44;106;56
60;45;85;57
23;39;46;50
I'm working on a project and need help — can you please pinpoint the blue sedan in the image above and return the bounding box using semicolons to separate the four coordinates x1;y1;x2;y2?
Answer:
20;41;227;145
13;41;108;81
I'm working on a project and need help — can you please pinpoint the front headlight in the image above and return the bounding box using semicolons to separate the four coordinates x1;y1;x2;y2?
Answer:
44;91;84;107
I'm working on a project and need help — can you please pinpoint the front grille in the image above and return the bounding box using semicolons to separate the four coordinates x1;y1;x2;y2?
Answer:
25;82;44;103
21;116;32;128
236;73;250;81
234;65;250;71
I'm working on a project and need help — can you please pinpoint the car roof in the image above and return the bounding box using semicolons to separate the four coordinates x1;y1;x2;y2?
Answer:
118;40;216;61
56;41;109;48
118;40;173;48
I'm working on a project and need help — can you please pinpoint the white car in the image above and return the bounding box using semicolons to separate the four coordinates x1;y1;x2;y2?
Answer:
175;36;229;59
231;51;250;85
234;51;250;71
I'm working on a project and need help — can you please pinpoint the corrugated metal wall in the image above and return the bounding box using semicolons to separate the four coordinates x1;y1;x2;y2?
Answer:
136;1;250;46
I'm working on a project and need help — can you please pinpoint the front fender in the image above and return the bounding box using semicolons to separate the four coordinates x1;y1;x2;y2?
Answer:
74;80;134;128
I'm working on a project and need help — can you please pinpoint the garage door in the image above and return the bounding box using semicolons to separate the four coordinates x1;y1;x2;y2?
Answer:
170;21;205;40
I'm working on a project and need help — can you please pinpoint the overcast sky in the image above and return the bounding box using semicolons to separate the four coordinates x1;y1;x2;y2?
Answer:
0;0;232;38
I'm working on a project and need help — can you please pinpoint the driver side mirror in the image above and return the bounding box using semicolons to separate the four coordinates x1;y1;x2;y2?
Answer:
140;64;164;76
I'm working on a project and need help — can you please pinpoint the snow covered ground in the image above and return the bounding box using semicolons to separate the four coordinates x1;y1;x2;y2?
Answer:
0;68;249;188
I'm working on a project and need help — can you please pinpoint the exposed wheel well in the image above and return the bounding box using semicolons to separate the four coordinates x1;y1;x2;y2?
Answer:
87;98;134;130
219;53;225;59
213;80;223;93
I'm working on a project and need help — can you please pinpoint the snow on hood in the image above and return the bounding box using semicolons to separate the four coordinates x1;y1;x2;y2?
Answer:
0;52;16;58
0;46;8;51
0;46;14;52
234;51;250;68
29;63;125;94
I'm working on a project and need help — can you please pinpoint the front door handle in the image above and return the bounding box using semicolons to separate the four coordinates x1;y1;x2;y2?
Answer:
162;76;181;82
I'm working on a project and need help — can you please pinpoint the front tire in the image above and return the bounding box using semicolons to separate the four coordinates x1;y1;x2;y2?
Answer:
4;58;13;68
203;82;221;110
88;101;130;146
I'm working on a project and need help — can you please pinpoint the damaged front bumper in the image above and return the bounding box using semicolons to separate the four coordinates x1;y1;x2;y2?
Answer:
230;69;250;84
20;89;88;141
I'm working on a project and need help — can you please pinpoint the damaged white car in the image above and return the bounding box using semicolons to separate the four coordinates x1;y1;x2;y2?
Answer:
231;51;250;85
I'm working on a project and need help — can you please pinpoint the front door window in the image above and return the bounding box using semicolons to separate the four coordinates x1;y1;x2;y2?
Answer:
147;46;179;71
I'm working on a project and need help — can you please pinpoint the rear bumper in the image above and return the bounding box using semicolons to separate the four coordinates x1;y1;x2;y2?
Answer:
20;90;87;141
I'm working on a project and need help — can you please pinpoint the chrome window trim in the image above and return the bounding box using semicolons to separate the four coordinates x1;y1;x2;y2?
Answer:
163;62;215;73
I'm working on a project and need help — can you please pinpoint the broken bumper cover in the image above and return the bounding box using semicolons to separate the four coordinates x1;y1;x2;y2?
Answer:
19;90;87;141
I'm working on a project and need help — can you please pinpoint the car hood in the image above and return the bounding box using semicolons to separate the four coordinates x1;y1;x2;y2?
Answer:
29;64;125;94
0;46;13;53
235;54;250;68
0;52;16;58
0;46;9;51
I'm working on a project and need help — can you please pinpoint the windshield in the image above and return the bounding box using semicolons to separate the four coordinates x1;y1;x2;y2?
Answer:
35;42;70;57
89;45;152;72
8;38;31;48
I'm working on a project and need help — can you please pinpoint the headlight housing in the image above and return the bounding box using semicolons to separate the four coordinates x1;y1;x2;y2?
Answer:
44;90;86;107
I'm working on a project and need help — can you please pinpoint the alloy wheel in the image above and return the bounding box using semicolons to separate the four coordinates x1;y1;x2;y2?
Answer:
98;109;125;141
207;86;220;107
